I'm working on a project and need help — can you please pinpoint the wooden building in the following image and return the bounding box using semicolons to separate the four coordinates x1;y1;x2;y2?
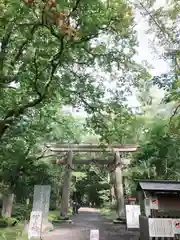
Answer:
137;180;180;239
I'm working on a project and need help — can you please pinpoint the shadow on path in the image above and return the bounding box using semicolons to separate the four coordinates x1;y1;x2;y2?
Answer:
43;208;139;240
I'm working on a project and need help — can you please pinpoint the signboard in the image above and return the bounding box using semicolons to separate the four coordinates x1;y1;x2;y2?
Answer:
90;229;99;240
148;218;174;237
28;211;42;239
172;219;180;234
125;205;140;229
150;196;159;209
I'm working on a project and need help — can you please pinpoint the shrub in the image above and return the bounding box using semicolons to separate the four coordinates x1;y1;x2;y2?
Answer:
0;217;18;228
0;218;8;228
49;202;57;211
12;204;31;221
6;217;19;227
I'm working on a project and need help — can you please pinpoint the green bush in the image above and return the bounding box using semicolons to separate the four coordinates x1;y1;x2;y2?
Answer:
100;208;116;220
49;202;57;211
12;204;31;221
0;223;25;239
0;217;18;228
0;218;8;228
6;217;19;227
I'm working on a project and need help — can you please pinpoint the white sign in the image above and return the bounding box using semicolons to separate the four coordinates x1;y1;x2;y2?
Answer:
172;219;180;234
148;218;174;237
90;229;99;240
150;196;159;209
125;205;140;229
28;211;42;239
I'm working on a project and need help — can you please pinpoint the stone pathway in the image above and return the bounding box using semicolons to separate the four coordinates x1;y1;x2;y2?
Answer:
43;208;139;240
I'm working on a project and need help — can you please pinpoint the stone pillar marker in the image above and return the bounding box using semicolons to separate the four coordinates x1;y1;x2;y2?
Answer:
28;211;43;240
90;229;99;240
32;185;51;223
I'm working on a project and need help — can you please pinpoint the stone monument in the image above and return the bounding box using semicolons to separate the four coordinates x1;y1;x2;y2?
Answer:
28;211;42;239
32;185;53;233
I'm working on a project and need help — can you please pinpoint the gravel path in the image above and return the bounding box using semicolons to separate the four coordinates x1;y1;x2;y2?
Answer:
43;207;139;240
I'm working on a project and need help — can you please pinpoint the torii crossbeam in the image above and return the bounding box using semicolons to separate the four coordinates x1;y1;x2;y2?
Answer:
47;144;139;152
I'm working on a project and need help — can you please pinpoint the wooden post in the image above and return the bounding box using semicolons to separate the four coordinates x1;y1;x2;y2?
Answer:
60;151;73;218
109;173;116;205
113;151;125;220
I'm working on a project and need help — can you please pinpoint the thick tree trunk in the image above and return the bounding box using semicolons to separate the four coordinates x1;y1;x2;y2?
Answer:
60;151;73;218
114;152;125;219
1;193;14;217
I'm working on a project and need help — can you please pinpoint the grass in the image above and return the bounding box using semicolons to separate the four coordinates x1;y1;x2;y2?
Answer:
48;208;73;223
0;208;73;240
0;223;27;240
100;207;117;220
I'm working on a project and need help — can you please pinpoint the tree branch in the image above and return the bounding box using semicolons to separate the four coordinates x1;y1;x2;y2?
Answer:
24;144;33;158
10;24;40;67
33;50;42;98
137;0;177;45
169;104;180;123
69;0;81;16
0;34;65;138
0;97;44;137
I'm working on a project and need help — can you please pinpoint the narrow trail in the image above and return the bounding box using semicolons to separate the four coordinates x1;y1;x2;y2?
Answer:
43;208;139;240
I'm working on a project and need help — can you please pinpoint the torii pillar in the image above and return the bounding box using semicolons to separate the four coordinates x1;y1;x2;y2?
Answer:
60;151;73;218
113;151;125;220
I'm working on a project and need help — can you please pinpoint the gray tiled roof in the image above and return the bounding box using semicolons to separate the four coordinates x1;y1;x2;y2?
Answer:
137;180;180;192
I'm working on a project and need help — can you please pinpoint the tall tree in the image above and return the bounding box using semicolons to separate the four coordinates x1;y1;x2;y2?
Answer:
0;0;144;140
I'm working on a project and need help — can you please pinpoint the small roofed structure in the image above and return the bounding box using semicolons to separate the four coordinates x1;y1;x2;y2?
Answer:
137;179;180;192
137;180;180;218
137;180;180;239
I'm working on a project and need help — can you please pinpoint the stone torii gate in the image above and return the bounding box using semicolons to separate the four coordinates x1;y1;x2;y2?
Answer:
47;144;139;219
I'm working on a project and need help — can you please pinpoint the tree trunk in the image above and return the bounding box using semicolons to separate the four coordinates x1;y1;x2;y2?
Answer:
1;193;14;218
114;152;125;219
60;151;73;218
